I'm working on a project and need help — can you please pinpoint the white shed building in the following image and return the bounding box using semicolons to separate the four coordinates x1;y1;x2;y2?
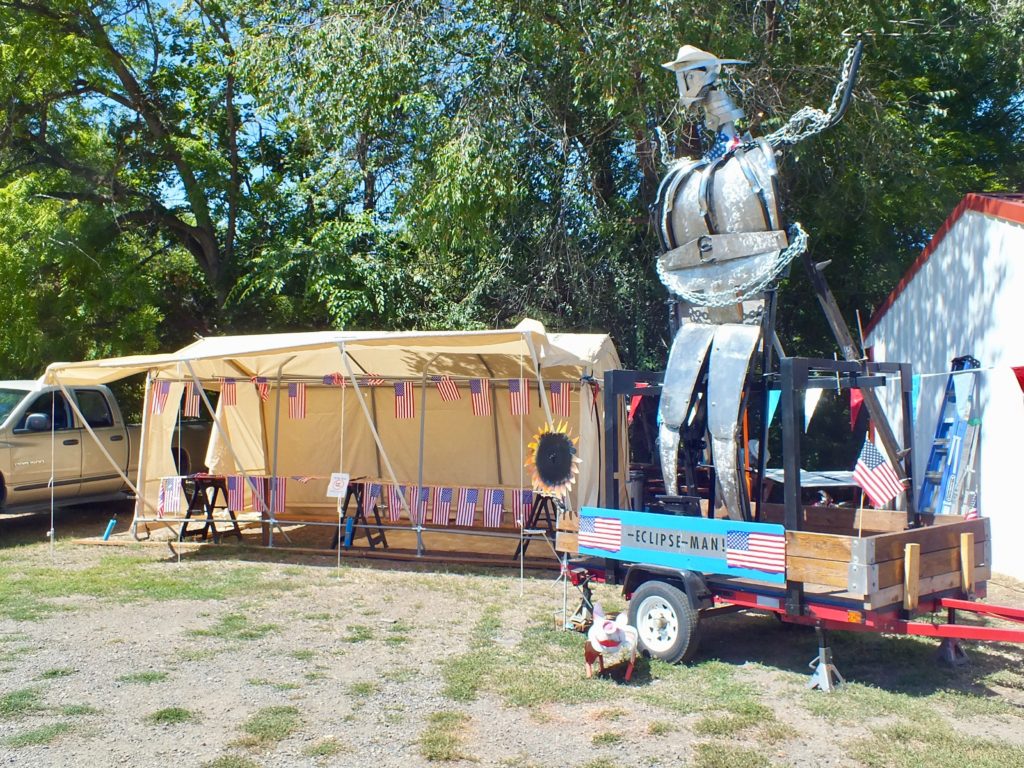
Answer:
864;193;1024;580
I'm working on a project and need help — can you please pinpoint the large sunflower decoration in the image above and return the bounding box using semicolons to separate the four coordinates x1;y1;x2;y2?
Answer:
526;421;581;497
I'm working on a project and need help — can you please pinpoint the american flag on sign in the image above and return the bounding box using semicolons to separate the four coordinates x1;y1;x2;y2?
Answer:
432;375;461;402
386;484;406;523
432;487;453;525
470;379;490;416
227;475;246;512
151;381;171;415
549;382;571;419
456;488;478;526
362;483;382;516
269;477;287;516
512;489;533;527
183;382;201;418
220;378;237;406
411;486;431;525
322;372;346;387
852;440;905;508
578;515;622;552
252;377;270;402
509;378;530;416
288;382;307;419
725;530;785;574
483;489;505;527
362;374;385;387
157;477;182;518
394;381;415;419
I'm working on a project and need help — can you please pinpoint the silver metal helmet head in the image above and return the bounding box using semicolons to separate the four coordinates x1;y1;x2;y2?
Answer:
662;45;748;107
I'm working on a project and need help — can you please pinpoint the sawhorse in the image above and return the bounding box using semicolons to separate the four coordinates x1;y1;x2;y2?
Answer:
512;494;557;560
330;482;389;550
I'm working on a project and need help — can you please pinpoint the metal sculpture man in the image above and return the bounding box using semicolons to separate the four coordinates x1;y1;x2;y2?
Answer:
654;41;862;518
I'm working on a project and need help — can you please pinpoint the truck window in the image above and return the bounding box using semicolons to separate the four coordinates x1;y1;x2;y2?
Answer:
15;392;74;431
74;389;115;428
0;388;27;424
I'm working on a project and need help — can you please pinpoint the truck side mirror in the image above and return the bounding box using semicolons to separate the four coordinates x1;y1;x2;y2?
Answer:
25;413;52;431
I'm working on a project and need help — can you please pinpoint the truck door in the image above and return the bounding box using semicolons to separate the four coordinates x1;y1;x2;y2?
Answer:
73;388;128;497
7;391;81;506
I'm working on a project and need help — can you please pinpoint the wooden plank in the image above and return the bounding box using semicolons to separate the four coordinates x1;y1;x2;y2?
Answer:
865;565;991;610
786;531;853;562
870;518;988;562
761;503;907;534
785;556;850;589
875;540;987;588
904;543;920;610
555;532;578;554
961;532;975;593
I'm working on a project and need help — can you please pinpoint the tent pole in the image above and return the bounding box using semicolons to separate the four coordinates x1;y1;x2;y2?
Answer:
337;344;414;520
415;353;441;557
523;333;574;514
269;362;286;548
183;361;274;537
476;355;503;487
132;373;154;538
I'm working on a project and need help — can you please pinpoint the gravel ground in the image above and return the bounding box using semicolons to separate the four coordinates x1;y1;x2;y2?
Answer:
1;505;1023;768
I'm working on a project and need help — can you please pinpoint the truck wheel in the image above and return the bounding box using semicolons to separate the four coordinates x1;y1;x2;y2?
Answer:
628;580;701;664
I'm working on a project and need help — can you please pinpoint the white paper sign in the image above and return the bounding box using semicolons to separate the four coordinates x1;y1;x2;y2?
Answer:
326;472;350;499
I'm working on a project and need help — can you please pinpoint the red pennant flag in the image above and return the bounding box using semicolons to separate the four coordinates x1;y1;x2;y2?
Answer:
850;388;864;431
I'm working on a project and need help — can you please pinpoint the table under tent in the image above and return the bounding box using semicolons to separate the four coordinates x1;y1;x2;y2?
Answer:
43;321;626;566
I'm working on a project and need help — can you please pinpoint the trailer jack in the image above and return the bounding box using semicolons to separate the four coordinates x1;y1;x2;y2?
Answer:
807;626;844;692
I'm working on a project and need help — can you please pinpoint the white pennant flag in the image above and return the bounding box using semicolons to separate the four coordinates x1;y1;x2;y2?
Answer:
951;370;975;420
804;389;824;432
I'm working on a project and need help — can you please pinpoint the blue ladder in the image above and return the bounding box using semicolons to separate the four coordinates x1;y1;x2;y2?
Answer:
918;356;980;515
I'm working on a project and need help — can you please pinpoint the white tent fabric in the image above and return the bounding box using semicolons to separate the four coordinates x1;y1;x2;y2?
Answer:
44;321;624;533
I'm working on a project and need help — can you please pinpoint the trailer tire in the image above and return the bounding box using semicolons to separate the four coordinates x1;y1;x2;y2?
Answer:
628;580;700;664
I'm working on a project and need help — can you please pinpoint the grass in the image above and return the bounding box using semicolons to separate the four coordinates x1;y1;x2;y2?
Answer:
383;666;417;683
384;619;413;646
118;670;169;684
191;612;279;642
247;678;301;691
0;688;43;717
342;624;374;643
145;707;197;725
591;731;622;746
348;681;377;697
38;667;76;679
290;649;315;661
691;743;771;768
4;722;74;747
202;757;262;768
647;720;674;735
419;711;472;761
302;737;347;757
851;721;1024;768
61;704;100;716
235;705;301;748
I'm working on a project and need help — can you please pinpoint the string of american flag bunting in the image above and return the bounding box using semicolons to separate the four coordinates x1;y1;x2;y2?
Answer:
149;376;581;420
155;475;537;529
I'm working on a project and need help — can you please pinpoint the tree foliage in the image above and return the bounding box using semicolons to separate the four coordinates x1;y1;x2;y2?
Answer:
0;0;1021;377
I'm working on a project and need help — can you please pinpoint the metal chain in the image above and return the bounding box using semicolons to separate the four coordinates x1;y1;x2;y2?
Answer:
657;222;808;307
764;45;860;147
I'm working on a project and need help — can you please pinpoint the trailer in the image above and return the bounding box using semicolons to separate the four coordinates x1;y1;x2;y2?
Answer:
556;357;1024;689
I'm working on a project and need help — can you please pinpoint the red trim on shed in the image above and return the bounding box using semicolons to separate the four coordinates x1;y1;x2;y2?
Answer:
864;194;1024;338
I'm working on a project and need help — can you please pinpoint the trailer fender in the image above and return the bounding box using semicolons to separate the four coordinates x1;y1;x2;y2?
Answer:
622;564;712;610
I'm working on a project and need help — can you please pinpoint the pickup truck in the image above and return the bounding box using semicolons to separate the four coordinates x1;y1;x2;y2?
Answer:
0;380;210;515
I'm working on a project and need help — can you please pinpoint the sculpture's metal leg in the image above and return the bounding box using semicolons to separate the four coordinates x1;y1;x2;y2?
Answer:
658;323;716;495
707;324;761;519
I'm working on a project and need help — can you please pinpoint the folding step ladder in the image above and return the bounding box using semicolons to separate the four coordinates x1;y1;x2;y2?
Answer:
918;356;980;515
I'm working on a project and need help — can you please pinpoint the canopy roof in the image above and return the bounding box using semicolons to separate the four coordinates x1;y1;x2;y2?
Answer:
44;320;620;386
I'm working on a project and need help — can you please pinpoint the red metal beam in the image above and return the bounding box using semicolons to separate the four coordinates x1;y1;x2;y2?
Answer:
939;598;1024;624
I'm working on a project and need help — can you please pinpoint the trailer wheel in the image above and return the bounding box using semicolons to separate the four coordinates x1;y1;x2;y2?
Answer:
628;580;700;664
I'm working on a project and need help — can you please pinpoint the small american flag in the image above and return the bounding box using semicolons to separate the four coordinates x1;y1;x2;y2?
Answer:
157;477;182;517
151;381;171;415
470;379;490;416
432;487;453;525
183;382;201;418
509;378;529;416
432;376;461;402
483;488;505;527
227;475;246;511
456;488;478;526
270;476;287;516
726;530;785;574
386;484;406;523
394;381;415;419
512;489;533;527
578;515;622;552
252;377;270;402
288;382;307;419
362;483;382;516
549;382;571;419
220;378;237;406
411;486;431;525
322;372;346;387
853;440;905;508
362;374;385;387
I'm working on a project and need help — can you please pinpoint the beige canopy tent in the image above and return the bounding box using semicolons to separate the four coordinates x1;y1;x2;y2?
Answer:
43;320;626;550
